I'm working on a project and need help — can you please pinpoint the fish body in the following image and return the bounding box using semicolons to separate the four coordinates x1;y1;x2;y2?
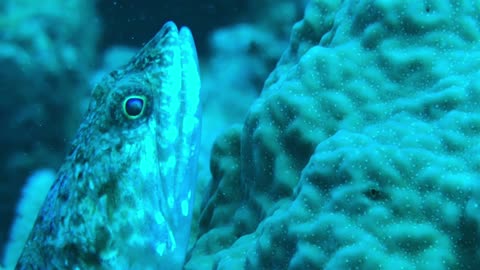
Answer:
15;22;201;270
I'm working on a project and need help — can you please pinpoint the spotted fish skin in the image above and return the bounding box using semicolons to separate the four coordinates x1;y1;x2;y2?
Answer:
15;22;201;270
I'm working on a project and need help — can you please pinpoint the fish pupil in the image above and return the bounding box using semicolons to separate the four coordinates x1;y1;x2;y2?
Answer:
123;96;145;118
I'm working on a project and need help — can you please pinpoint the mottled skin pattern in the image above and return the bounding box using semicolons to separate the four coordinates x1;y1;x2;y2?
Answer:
15;22;201;270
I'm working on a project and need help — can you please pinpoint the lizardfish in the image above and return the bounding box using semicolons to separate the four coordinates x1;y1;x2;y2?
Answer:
15;21;201;270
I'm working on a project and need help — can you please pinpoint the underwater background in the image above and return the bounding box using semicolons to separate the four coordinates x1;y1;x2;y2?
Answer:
1;0;480;269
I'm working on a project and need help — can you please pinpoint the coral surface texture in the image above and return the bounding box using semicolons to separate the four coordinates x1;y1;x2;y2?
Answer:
186;0;480;269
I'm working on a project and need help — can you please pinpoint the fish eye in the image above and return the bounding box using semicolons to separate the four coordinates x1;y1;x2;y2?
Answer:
122;95;146;119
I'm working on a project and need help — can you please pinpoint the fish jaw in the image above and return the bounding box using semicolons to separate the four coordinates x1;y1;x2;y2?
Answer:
15;22;201;270
125;22;202;268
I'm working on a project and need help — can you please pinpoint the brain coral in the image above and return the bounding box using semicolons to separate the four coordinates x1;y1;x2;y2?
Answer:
186;0;480;269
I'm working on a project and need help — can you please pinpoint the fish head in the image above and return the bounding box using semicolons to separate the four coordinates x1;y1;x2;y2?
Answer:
66;22;201;269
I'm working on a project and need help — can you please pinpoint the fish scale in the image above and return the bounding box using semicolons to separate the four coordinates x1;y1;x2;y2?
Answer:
15;21;201;270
